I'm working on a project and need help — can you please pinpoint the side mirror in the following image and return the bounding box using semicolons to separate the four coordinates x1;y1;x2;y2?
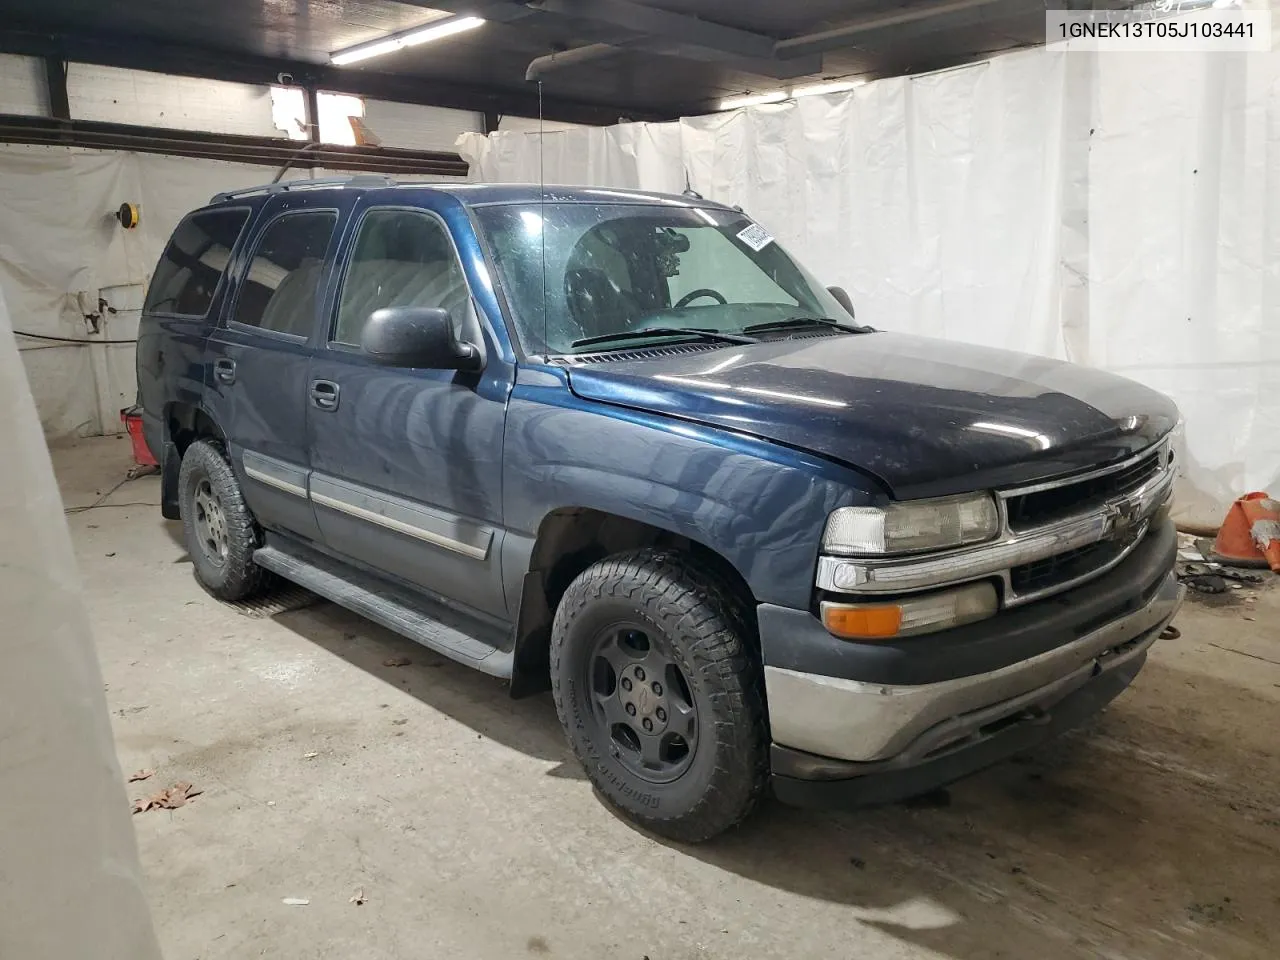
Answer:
361;306;483;371
827;286;855;319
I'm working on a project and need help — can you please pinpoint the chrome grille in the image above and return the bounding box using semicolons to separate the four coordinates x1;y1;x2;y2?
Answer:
815;437;1175;606
1006;449;1162;530
1009;535;1134;595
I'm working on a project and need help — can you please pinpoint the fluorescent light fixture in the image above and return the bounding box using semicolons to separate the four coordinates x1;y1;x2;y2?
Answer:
792;79;867;98
719;91;787;110
720;78;867;111
331;15;485;66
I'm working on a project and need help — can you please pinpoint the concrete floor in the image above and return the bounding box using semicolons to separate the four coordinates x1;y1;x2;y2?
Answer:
54;436;1280;960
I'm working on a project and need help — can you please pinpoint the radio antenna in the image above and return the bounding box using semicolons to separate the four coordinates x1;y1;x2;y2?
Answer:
538;79;548;356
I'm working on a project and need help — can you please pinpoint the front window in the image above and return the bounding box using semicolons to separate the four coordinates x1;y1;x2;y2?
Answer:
473;202;851;355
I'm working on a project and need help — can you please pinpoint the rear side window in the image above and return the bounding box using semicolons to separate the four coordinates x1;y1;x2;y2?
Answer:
144;208;250;317
230;210;338;338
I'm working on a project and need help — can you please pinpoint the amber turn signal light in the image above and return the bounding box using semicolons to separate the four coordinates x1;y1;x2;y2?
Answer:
821;582;999;641
821;603;903;639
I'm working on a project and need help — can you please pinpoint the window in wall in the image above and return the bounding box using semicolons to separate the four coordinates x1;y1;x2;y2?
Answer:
270;87;308;140
230;211;338;338
319;93;364;146
333;209;470;346
144;208;251;317
269;86;366;145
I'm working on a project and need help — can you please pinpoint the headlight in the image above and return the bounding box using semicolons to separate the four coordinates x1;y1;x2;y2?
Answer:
822;493;1000;556
820;582;998;639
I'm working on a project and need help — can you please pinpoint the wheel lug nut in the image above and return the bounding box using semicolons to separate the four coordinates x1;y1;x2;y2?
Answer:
635;667;645;681
656;707;666;722
625;702;637;716
642;718;653;732
621;677;632;691
652;682;662;695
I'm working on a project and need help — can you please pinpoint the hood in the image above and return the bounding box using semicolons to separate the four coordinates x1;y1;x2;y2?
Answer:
564;332;1179;499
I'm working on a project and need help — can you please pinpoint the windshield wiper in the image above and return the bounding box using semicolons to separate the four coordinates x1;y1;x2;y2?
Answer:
741;316;867;336
570;327;758;350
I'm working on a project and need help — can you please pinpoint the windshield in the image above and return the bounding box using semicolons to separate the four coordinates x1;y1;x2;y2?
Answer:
473;202;852;355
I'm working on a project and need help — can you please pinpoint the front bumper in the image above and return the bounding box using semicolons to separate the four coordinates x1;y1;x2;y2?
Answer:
760;519;1181;806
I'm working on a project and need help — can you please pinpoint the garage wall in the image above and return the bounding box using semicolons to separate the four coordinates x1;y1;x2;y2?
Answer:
66;64;281;138
1;61;480;439
362;98;483;151
457;47;1280;526
0;145;464;440
0;146;310;438
0;54;48;116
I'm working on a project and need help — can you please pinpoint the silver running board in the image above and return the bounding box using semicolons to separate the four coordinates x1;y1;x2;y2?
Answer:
253;544;513;679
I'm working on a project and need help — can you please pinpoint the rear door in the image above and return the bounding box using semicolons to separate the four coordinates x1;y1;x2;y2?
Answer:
137;205;252;473
306;200;508;616
203;196;344;543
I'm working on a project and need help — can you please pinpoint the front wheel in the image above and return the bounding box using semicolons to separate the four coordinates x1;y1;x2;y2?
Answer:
550;550;767;842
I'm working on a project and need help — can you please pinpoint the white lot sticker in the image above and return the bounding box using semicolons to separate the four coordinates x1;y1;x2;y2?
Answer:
736;222;774;251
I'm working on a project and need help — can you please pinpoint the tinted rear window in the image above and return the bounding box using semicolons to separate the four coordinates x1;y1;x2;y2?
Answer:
229;210;338;338
144;208;250;317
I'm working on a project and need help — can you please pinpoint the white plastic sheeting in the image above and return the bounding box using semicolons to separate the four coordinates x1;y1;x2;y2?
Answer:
0;144;308;438
458;47;1280;526
0;144;461;439
0;288;164;960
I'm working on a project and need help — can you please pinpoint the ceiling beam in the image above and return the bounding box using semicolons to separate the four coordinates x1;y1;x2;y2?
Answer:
775;0;1011;59
531;0;776;59
0;114;471;176
413;0;824;79
0;27;656;125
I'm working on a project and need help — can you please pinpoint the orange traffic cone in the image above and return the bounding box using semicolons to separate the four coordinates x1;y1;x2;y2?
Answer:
1212;492;1280;570
1241;493;1280;572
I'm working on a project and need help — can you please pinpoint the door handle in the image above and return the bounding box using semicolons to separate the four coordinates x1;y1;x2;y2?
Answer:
310;379;340;411
213;358;236;384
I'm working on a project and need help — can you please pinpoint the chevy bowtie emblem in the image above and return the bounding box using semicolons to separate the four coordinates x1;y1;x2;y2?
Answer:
1108;501;1142;538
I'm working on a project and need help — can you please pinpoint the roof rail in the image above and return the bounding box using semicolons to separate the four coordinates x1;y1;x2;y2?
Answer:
210;174;397;204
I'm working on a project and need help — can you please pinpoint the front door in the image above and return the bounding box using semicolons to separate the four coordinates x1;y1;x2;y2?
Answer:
306;203;508;619
204;202;340;543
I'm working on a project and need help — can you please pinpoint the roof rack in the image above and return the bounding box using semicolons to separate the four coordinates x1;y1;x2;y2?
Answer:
210;174;398;204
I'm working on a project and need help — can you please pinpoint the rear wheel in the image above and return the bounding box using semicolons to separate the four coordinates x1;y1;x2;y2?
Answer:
550;549;767;842
178;439;271;601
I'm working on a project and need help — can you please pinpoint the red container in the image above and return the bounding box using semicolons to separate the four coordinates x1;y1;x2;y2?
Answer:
120;406;158;467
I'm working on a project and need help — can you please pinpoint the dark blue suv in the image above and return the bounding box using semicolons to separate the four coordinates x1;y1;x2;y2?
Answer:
137;177;1182;841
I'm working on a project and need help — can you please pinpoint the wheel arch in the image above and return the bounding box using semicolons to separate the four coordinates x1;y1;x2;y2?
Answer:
509;505;757;698
160;401;227;519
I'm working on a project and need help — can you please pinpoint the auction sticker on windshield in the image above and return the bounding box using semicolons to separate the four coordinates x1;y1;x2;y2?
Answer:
736;223;774;252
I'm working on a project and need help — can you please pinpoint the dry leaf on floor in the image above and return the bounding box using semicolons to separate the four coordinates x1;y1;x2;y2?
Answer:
131;781;203;814
350;888;367;906
382;656;412;667
303;752;318;760
128;769;155;783
282;898;310;906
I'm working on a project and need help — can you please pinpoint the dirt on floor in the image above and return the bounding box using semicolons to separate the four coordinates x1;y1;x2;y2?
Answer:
54;437;1280;960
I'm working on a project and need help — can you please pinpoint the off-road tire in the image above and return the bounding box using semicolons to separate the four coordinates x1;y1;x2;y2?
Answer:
550;549;768;842
178;439;272;601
